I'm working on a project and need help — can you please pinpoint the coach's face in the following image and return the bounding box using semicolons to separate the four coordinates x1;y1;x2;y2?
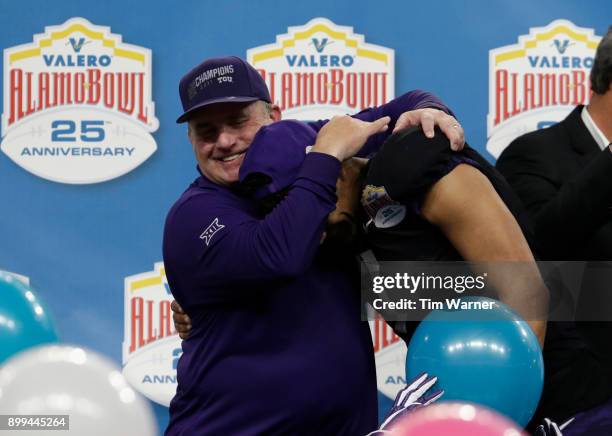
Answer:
188;101;281;186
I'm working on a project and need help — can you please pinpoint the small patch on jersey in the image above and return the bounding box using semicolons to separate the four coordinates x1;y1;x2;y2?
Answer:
361;184;406;228
375;204;406;228
200;218;225;246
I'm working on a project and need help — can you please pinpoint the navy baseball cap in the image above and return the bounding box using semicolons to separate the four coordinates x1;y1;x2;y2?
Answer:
239;120;316;199
176;56;271;123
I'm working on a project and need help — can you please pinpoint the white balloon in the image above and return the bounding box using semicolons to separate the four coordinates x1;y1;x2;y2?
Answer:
0;345;158;436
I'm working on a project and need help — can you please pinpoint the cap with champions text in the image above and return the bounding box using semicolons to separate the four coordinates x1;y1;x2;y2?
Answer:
176;56;271;123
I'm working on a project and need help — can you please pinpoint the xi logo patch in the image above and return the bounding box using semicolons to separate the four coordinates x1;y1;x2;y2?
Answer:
200;218;225;246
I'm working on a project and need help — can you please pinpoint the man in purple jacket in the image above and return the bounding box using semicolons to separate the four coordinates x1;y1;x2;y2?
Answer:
162;56;463;435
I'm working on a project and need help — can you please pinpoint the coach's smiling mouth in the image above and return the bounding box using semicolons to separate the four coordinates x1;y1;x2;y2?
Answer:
219;150;247;162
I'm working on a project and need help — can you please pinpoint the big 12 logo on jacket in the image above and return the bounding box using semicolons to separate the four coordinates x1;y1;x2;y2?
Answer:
2;17;159;183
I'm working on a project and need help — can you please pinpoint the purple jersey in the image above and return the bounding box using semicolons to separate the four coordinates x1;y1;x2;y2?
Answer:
162;91;450;435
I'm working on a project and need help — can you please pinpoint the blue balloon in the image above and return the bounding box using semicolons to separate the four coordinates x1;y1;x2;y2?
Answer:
406;297;543;427
0;271;59;364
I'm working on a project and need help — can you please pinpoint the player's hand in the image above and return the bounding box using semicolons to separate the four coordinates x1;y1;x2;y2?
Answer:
365;372;443;435
324;158;368;244
171;300;192;340
329;157;368;224
392;108;465;151
534;417;574;436
313;115;390;161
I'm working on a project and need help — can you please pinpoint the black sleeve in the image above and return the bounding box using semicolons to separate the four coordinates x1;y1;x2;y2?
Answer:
497;136;612;258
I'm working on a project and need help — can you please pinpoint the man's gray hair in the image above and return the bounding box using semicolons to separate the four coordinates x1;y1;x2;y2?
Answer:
261;101;274;114
591;26;612;94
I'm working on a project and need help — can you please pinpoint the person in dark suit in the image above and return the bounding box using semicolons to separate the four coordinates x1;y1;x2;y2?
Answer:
496;26;612;433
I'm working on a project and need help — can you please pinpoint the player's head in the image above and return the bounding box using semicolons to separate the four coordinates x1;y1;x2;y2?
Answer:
239;120;358;242
590;26;612;95
239;120;316;199
177;56;280;186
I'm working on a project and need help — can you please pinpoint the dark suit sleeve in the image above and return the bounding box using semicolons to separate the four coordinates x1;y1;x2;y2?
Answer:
497;135;612;258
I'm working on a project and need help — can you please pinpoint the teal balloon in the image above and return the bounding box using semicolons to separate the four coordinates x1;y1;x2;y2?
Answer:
406;297;543;427
0;272;59;364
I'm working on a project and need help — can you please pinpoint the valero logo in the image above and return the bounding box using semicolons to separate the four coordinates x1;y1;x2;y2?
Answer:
247;17;394;120
2;17;159;183
370;313;407;400
487;20;600;158
122;262;180;406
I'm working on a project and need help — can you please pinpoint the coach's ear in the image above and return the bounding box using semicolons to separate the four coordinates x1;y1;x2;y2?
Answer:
269;103;282;122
